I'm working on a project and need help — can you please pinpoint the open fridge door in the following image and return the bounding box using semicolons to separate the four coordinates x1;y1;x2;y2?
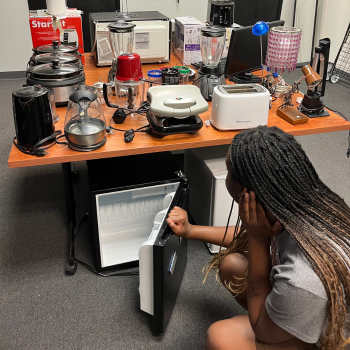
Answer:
139;180;188;335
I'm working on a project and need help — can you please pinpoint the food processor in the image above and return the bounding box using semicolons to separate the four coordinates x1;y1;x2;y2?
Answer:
64;89;107;151
107;20;136;83
194;26;226;101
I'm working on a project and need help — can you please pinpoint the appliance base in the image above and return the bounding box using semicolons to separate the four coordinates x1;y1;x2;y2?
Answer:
67;137;107;152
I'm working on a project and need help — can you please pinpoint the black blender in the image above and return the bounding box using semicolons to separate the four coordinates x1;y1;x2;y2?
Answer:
194;26;226;101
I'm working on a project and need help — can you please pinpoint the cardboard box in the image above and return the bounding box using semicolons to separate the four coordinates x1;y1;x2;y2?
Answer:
29;10;85;64
174;17;204;65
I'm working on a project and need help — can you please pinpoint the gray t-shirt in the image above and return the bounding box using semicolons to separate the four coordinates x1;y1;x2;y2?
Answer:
265;230;328;344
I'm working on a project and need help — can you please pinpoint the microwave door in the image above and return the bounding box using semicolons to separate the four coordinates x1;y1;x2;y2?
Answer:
139;181;188;336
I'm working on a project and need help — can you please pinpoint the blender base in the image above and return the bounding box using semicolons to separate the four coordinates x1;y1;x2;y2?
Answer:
194;67;226;101
67;137;107;152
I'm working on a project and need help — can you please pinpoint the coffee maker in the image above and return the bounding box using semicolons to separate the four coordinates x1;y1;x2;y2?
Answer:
207;0;235;27
194;26;226;101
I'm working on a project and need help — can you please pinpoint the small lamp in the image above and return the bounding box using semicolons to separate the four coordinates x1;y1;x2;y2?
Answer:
265;26;302;97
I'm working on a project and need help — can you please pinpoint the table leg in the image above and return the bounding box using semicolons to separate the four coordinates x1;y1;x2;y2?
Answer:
62;162;78;275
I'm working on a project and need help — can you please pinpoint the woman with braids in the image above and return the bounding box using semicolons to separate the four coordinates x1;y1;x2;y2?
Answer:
167;126;350;350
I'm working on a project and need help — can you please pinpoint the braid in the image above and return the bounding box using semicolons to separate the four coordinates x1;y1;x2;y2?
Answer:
205;126;350;349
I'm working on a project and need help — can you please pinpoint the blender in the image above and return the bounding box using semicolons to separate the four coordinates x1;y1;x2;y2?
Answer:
104;20;145;113
107;20;136;83
194;26;226;101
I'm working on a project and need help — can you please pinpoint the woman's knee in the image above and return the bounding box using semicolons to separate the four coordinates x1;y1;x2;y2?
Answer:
218;253;248;285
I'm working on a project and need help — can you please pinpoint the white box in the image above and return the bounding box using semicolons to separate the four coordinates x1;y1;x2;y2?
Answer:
174;17;204;65
185;146;239;253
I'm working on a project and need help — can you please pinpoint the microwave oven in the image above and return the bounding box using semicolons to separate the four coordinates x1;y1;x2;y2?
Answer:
87;152;188;335
89;11;171;66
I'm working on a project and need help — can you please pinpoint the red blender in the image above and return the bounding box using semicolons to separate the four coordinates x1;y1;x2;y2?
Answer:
104;21;145;114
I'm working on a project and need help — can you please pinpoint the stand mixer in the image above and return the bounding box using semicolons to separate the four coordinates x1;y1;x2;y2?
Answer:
194;26;226;101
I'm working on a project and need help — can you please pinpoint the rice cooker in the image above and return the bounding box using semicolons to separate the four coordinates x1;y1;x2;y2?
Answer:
26;59;85;106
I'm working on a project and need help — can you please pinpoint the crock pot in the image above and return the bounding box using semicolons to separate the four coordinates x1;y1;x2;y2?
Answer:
33;40;78;55
26;59;85;106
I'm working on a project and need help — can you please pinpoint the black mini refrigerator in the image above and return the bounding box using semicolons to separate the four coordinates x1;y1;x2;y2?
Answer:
87;152;188;335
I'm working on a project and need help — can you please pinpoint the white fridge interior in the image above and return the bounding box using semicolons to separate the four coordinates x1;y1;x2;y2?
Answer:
95;183;179;268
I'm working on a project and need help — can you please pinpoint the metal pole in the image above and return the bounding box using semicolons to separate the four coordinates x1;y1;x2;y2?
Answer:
311;0;319;64
260;35;263;83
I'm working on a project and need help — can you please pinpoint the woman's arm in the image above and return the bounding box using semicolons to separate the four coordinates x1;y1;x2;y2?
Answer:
167;206;237;247
241;192;294;343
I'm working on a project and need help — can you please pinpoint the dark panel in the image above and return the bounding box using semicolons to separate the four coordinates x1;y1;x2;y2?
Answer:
27;0;120;52
234;0;283;26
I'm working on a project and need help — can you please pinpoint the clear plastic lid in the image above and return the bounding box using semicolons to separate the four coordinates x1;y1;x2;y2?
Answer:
30;59;82;79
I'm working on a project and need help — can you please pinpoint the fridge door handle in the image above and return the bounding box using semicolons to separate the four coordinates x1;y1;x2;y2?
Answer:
167;251;177;275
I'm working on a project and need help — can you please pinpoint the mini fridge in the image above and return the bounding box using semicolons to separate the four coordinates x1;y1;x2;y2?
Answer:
87;152;188;335
185;146;238;253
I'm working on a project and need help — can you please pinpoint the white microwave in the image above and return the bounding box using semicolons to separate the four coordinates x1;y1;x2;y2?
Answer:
89;11;171;66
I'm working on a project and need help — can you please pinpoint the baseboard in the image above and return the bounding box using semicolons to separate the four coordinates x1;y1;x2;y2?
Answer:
0;71;26;80
296;62;310;68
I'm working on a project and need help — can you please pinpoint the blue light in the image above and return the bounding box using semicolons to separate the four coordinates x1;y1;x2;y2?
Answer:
252;21;269;36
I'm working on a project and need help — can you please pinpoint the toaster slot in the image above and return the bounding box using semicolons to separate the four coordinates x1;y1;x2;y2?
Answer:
221;85;259;94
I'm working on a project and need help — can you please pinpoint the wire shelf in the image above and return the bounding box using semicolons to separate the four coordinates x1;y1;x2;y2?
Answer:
330;22;350;85
99;195;165;225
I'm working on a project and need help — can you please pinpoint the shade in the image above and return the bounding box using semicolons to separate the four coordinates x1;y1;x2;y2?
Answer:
265;26;302;73
302;65;322;88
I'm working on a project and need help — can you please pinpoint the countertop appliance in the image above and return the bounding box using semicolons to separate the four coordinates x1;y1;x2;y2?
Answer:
87;152;188;335
207;0;235;27
185;146;238;253
26;59;85;106
146;85;209;137
210;84;270;130
89;11;171;66
12;85;55;151
64;88;106;151
194;26;226;101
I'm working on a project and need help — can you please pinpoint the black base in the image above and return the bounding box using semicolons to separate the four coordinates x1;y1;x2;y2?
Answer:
146;113;203;137
68;137;107;152
297;106;330;118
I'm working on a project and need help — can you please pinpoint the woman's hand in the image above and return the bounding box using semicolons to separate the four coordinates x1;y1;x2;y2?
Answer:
239;191;283;243
166;206;192;238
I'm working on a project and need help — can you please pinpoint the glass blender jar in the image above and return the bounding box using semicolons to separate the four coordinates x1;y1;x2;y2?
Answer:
107;20;136;82
194;26;226;101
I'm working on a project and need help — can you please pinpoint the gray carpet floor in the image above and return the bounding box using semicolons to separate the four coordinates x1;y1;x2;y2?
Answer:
0;70;349;350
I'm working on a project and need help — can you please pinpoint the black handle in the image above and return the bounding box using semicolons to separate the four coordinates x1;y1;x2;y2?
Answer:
52;40;59;48
103;82;119;108
177;187;188;209
51;59;60;69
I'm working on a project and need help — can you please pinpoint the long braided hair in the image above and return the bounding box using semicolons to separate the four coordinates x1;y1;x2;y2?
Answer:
205;126;350;349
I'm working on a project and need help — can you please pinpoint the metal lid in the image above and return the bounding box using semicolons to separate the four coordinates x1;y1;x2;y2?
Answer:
108;20;136;33
201;26;226;37
33;52;80;64
29;59;82;79
35;40;77;54
12;85;48;98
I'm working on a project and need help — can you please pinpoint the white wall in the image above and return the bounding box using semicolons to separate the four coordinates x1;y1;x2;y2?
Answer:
316;0;350;62
0;1;33;72
280;0;295;27
127;0;207;22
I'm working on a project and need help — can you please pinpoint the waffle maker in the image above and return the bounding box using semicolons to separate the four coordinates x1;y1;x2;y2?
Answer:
146;85;209;137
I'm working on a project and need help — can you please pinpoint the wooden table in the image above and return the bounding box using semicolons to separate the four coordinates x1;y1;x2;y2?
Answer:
7;53;350;275
8;54;350;169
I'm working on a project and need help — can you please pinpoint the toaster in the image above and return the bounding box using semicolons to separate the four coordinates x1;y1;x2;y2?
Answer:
210;84;270;130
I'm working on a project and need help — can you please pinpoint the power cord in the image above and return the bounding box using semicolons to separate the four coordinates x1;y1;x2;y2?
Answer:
322;105;350;158
13;130;67;157
73;212;139;277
